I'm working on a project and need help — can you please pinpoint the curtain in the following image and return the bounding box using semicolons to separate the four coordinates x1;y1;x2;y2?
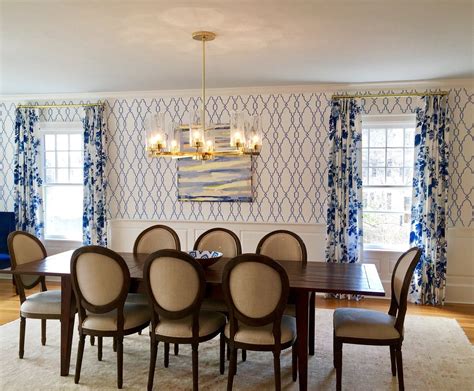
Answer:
409;94;449;305
13;108;44;237
82;105;108;246
325;98;363;264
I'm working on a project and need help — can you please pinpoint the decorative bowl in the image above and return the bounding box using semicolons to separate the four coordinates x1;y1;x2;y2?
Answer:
188;250;223;268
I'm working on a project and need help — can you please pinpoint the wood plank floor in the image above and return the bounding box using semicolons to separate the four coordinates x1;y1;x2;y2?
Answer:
1;279;472;343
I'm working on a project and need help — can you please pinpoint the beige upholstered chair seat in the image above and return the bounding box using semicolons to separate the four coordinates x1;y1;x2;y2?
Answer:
334;308;400;340
20;290;61;316
224;315;296;345
155;310;226;338
83;301;150;331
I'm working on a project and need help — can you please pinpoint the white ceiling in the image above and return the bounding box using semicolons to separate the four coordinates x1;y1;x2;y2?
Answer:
1;0;473;95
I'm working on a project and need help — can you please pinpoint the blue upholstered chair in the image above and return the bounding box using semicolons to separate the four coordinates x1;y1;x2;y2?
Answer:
0;212;15;269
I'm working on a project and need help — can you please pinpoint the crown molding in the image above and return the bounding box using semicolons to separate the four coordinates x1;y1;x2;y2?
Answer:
1;78;472;102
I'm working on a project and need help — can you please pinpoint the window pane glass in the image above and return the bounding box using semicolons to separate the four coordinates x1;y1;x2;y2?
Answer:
362;148;368;166
44;186;83;240
362;128;369;148
45;134;55;151
404;148;414;167
70;168;83;184
405;128;415;147
363;187;411;212
363;212;411;248
369;128;385;147
46;169;56;183
387;149;403;167
57;168;69;182
369;167;385;185
57;151;69;167
69;151;82;167
403;167;413;185
69;134;82;150
56;134;69;150
45;152;55;168
387;128;403;147
369;149;385;166
386;168;404;185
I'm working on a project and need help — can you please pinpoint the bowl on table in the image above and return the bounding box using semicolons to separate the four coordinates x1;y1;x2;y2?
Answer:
188;250;223;268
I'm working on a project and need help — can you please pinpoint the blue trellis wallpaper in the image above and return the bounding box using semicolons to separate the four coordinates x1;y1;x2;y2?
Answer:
0;87;472;227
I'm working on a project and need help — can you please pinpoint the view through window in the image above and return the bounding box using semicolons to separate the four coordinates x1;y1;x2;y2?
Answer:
362;115;415;249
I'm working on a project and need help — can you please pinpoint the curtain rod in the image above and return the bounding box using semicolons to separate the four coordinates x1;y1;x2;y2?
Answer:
16;102;104;109
331;91;449;100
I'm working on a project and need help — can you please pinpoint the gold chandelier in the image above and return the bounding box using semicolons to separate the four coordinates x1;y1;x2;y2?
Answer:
145;31;263;160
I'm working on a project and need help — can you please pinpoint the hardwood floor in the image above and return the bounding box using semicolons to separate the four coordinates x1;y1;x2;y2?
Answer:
0;279;472;343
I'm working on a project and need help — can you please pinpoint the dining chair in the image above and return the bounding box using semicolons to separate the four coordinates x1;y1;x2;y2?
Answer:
144;249;226;391
223;253;298;391
7;231;62;358
333;247;422;391
71;246;150;389
256;230;315;355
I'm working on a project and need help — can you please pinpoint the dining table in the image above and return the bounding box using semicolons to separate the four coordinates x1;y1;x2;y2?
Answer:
1;250;385;391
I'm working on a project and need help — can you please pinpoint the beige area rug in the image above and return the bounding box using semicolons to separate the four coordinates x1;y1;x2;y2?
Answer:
0;309;472;390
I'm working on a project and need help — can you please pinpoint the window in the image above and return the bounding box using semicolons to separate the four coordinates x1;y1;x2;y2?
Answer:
40;122;83;241
362;115;415;249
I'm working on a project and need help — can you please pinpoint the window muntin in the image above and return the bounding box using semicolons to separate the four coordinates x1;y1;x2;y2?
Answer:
41;126;83;241
362;116;415;249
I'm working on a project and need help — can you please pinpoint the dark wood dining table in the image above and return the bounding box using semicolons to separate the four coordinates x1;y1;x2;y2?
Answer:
1;250;385;391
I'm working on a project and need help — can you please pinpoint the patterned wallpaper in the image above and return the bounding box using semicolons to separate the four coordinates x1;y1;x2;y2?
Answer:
0;87;472;227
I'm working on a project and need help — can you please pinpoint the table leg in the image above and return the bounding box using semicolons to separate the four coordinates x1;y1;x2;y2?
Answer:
296;291;309;391
60;276;75;376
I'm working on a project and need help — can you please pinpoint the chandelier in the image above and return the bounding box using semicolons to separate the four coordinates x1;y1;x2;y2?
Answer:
145;31;263;160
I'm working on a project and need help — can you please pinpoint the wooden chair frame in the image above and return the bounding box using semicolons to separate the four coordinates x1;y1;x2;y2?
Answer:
71;246;149;389
133;224;181;254
256;230;315;356
144;249;225;391
333;247;422;391
193;227;242;255
222;254;298;391
7;231;60;358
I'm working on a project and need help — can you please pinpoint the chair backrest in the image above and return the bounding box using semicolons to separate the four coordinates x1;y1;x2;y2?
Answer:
256;230;307;264
7;231;46;292
133;225;181;254
389;247;422;331
144;249;205;322
71;246;130;328
193;228;242;258
223;254;289;333
0;212;15;255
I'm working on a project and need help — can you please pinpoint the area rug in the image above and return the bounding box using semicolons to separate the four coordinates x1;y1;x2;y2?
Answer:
0;309;472;390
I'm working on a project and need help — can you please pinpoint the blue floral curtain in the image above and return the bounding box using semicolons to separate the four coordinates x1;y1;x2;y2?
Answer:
13;108;44;237
325;98;363;264
82;105;108;246
409;94;449;305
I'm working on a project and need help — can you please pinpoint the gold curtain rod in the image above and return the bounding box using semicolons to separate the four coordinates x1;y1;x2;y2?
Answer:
332;91;449;100
16;102;103;109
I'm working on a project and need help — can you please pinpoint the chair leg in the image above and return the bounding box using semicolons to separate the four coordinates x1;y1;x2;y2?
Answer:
241;349;247;362
19;316;26;359
174;343;179;355
390;346;397;376
335;339;343;391
192;343;199;391
219;332;225;375
117;336;124;389
75;335;86;384
41;319;46;346
273;350;281;391
147;340;158;391
90;335;95;346
333;332;336;368
138;330;142;335
164;342;170;368
292;342;298;382
227;342;230;361
227;346;237;391
396;346;404;391
98;336;103;361
113;336;117;352
309;292;315;356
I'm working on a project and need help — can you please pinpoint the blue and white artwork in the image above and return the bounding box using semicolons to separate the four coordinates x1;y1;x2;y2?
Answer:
177;156;253;202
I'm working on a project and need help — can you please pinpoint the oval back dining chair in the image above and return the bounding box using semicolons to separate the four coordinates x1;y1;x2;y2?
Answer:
7;231;61;358
194;227;242;258
71;246;150;389
256;230;315;355
133;225;181;254
333;247;422;391
144;249;226;391
223;254;298;391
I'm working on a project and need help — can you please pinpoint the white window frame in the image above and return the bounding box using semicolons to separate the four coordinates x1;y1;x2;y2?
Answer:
39;122;84;241
362;114;416;251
